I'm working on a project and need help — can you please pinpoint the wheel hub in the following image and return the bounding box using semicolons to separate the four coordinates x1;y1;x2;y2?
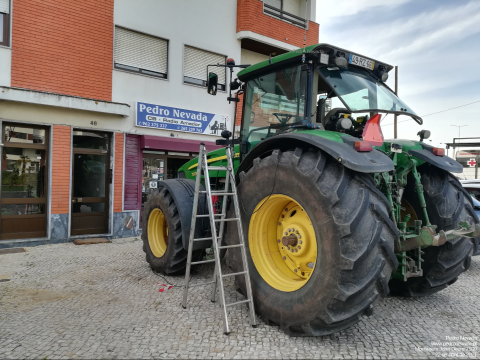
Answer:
148;208;168;258
249;194;317;292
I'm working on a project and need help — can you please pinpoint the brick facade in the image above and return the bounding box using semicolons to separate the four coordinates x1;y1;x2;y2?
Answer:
237;0;319;48
114;133;124;213
11;0;114;101
51;125;71;214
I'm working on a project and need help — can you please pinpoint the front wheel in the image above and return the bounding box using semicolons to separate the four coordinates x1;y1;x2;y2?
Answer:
389;166;476;297
226;148;398;336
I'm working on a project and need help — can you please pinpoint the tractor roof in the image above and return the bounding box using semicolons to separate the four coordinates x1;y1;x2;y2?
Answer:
237;43;394;81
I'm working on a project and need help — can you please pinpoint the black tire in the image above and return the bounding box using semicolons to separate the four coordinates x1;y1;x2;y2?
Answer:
389;165;476;297
142;188;201;275
225;148;398;336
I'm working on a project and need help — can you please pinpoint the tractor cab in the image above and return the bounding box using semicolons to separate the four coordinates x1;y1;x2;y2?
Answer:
234;44;422;156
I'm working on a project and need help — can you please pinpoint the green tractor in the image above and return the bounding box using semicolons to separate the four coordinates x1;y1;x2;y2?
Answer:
141;43;479;336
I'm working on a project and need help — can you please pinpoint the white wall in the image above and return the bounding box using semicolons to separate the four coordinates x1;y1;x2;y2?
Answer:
112;0;242;141
284;0;302;18
241;49;269;66
0;47;11;86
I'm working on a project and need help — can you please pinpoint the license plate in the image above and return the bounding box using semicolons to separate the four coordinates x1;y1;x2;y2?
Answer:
349;54;374;70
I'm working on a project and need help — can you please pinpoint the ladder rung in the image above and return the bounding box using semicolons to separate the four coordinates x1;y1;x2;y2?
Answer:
225;299;251;307
217;244;243;249
211;192;235;196
196;214;210;218
193;236;221;242
206;166;228;171
190;259;216;265
188;281;215;287
222;271;247;278
215;218;239;222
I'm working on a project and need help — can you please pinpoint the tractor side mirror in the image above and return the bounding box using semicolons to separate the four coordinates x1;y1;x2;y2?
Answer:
250;111;256;124
207;73;218;95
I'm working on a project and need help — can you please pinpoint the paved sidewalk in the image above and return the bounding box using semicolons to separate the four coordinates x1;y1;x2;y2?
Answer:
0;237;478;359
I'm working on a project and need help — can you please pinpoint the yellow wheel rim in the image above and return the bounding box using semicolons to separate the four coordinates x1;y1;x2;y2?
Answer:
249;194;317;292
148;208;168;258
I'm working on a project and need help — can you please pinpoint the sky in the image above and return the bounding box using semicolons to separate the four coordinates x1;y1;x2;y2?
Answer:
316;0;480;154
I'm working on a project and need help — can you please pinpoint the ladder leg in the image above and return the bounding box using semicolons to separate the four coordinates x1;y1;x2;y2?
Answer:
211;156;232;303
227;147;257;327
182;144;205;309
204;163;230;335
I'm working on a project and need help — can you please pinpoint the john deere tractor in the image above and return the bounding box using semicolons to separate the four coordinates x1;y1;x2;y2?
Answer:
142;44;479;336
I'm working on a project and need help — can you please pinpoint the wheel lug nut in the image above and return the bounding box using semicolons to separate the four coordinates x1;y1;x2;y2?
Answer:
298;235;301;239
287;228;291;232
291;249;294;253
294;249;298;252
291;228;295;232
284;232;288;235
299;240;302;244
298;246;301;250
307;262;315;269
295;230;299;234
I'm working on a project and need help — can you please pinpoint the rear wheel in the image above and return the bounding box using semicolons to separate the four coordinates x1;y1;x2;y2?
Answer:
226;148;398;336
389;165;476;297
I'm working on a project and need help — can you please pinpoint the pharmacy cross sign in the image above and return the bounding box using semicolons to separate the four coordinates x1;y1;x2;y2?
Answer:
468;158;477;167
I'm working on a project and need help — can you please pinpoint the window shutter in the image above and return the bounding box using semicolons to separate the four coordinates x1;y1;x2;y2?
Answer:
115;27;168;75
0;0;9;13
184;46;226;85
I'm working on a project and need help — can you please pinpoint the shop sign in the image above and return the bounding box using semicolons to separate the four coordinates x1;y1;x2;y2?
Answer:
136;102;231;136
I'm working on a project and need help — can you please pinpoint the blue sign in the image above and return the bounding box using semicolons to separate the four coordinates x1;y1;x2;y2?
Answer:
135;102;231;136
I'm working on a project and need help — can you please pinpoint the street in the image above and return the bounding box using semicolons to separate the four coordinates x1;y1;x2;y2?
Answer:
0;238;478;359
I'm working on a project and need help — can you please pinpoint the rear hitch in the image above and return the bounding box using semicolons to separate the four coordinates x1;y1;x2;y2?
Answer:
395;222;480;253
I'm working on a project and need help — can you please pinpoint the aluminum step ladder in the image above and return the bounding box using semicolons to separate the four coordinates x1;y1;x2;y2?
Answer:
181;142;257;335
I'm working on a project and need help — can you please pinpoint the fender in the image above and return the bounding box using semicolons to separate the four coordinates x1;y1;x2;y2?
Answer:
409;145;463;173
157;179;212;251
237;132;394;175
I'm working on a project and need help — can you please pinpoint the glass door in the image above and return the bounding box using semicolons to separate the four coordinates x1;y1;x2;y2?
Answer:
1;123;48;240
71;130;110;236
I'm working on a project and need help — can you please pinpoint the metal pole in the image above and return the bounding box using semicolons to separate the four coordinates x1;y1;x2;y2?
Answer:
394;66;398;139
475;159;478;179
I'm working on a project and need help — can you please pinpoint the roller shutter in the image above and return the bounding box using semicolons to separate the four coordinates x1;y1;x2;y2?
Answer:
0;0;9;13
184;46;226;85
115;27;168;75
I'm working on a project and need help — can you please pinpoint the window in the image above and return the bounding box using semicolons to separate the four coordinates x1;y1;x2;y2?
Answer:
241;65;308;146
0;0;10;47
183;46;226;90
114;27;168;78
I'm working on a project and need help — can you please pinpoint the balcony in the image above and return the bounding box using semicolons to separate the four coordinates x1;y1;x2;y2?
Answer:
237;0;319;53
263;3;307;29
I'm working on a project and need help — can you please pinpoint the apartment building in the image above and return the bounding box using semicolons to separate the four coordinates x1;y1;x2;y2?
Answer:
0;0;318;246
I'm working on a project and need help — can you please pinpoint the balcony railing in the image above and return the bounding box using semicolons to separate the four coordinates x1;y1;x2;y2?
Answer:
263;3;307;29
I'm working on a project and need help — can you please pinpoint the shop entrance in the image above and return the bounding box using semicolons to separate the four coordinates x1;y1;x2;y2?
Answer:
0;123;48;240
141;151;194;211
71;131;110;236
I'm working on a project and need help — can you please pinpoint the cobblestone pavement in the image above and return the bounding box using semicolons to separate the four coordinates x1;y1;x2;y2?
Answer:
0;237;478;359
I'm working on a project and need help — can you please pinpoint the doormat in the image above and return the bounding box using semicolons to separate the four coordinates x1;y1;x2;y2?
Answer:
0;248;26;255
73;238;111;245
